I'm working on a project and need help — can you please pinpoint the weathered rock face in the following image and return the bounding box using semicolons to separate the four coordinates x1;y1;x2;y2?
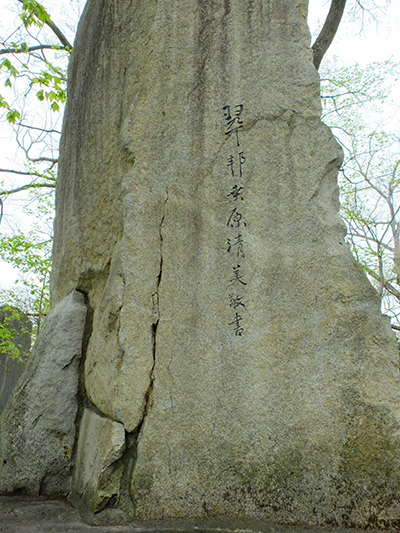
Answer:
0;291;87;496
47;0;400;528
70;409;130;521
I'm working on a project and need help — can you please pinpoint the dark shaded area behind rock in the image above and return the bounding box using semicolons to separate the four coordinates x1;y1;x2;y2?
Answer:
0;306;32;412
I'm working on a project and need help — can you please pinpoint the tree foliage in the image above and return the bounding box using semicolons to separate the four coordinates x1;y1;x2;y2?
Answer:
321;60;400;330
0;304;31;362
0;0;78;356
0;188;52;345
0;0;72;196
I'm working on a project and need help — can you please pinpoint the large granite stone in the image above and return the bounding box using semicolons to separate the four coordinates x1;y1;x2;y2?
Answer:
0;291;87;496
50;0;400;528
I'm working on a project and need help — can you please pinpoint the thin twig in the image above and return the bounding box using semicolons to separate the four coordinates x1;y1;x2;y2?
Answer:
28;157;58;164
0;168;48;178
17;123;61;135
364;265;400;301
1;182;56;195
0;44;60;55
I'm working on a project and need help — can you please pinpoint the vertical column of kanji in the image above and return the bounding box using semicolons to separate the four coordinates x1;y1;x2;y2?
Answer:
222;104;249;337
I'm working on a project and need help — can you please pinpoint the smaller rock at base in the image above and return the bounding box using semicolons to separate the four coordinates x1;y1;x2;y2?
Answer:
71;408;126;516
0;290;87;496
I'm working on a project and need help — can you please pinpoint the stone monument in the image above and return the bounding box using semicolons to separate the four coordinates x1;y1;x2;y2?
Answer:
2;0;400;529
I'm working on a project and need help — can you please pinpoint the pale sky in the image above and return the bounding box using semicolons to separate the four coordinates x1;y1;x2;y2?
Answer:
309;0;400;65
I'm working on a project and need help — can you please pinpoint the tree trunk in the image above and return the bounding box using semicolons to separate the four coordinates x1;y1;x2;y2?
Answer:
311;0;347;70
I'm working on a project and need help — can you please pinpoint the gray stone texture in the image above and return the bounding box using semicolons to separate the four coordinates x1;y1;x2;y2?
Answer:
1;498;395;533
71;409;126;516
1;498;390;533
0;306;32;412
50;0;400;528
0;291;87;496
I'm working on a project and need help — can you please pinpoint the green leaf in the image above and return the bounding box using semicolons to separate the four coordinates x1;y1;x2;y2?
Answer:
1;58;12;70
0;97;10;110
20;0;51;29
6;109;21;124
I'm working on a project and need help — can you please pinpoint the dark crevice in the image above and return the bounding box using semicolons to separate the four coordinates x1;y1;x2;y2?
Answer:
89;197;167;519
72;290;123;424
118;428;140;513
69;288;135;520
69;290;94;487
147;195;166;411
136;207;164;428
92;430;136;517
125;197;166;508
156;257;163;288
71;198;167;518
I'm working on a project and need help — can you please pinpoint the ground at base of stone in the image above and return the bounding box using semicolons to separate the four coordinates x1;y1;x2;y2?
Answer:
0;498;394;533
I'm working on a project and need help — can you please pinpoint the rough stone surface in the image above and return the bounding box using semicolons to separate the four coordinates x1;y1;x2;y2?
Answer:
0;307;32;412
50;0;400;529
70;408;128;521
0;291;87;496
0;498;390;533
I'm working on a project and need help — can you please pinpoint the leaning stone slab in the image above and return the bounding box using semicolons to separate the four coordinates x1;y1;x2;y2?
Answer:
0;290;87;496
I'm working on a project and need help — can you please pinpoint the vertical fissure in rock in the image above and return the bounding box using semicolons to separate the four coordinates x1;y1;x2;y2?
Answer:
70;290;94;481
90;426;137;517
144;195;167;421
111;428;139;516
125;194;167;503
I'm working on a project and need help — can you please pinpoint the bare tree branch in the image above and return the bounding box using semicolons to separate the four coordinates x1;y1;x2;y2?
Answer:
29;157;58;164
0;168;53;178
346;229;394;252
44;18;72;51
1;182;56;196
311;0;347;70
14;133;59;169
364;265;400;301
0;44;60;55
18;123;61;135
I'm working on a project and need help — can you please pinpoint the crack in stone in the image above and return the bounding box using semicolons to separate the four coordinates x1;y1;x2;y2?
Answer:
122;191;168;511
70;290;94;483
72;192;169;518
70;290;133;521
90;427;136;519
145;191;167;422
